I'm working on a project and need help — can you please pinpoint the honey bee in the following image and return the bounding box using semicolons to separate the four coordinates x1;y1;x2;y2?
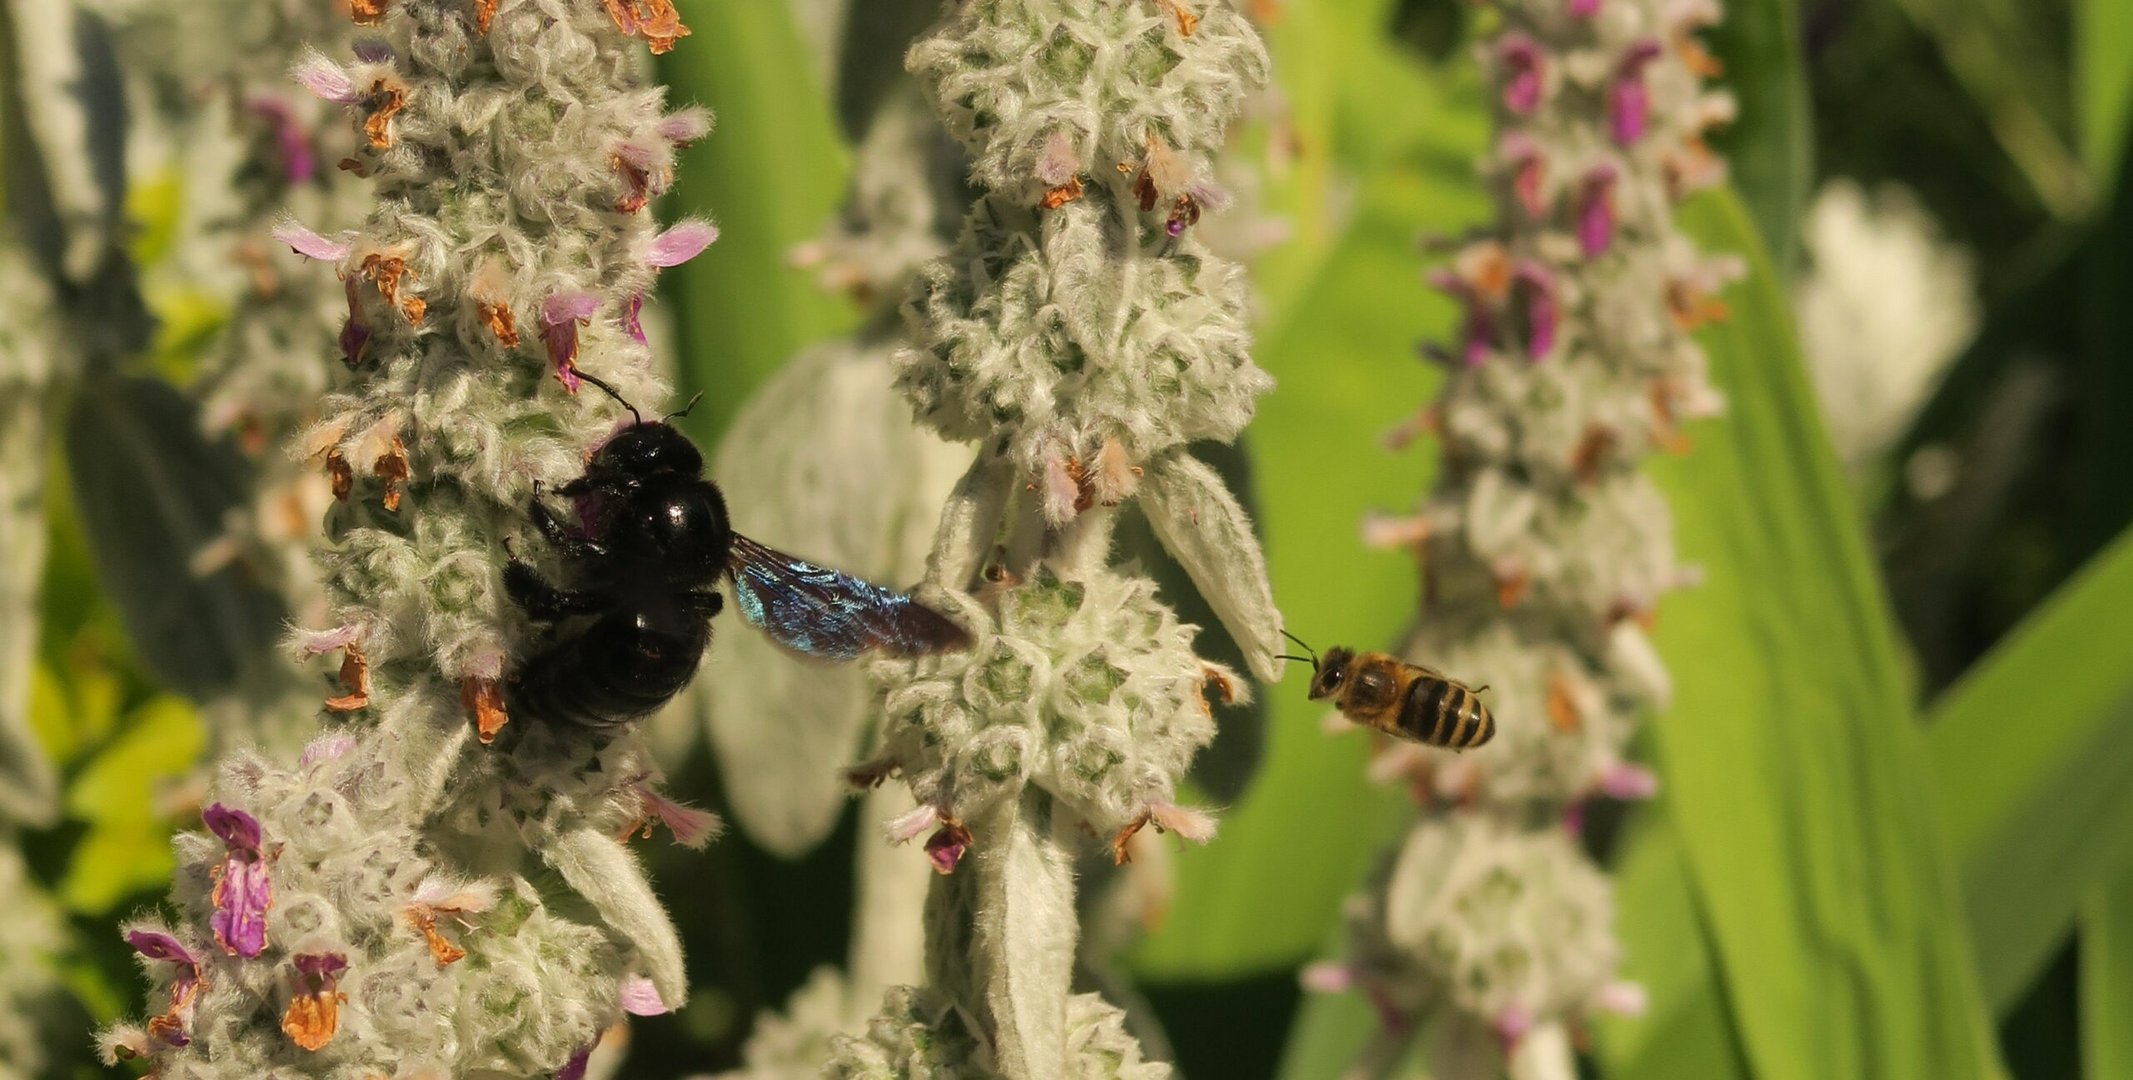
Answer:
1280;631;1495;751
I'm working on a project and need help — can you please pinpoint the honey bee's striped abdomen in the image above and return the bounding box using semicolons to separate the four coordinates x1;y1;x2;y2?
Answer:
1398;675;1496;750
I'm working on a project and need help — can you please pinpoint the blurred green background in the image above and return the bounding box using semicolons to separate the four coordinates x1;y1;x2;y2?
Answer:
6;0;2133;1076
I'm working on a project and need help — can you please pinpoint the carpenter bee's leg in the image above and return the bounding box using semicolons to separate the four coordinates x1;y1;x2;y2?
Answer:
553;467;641;499
680;590;724;618
503;560;603;622
527;493;608;560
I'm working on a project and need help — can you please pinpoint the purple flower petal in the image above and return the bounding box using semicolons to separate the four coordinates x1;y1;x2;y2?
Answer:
541;292;599;392
619;976;668;1016
657;106;713;144
622;293;646;345
924;821;971;875
293;952;349;980
1608;40;1665;146
203;803;262;854
1460;303;1497;368
1497;33;1545;115
1513;260;1559;360
1601;761;1659;800
351;39;394;63
271;220;353;262
126;930;197;966
291;49;358;105
557;1046;593;1080
210;854;272;958
1569;0;1601;16
339;278;372;366
299;731;357;769
1577;165;1619;258
247;98;316;184
644;219;718;268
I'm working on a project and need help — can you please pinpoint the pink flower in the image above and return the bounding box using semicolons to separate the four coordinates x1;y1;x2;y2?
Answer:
1500;132;1548;219
1035;129;1080;186
1495;1003;1535;1049
622;292;647;345
1299;962;1354;993
1497;34;1546;116
558;1046;593;1080
925;818;973;874
644;219;719;268
247;98;316;184
203;803;271;957
291;49;358;105
1609;40;1665;146
619;976;669;1016
1512;260;1560;360
1147;800;1218;844
1595;980;1650;1017
1600;761;1659;800
1570;0;1602;17
299;731;357;769
541;292;601;391
126;928;202;1047
339;278;372;366
634;782;720;848
271;220;354;263
1577;165;1620;257
884;803;939;844
658;106;713;145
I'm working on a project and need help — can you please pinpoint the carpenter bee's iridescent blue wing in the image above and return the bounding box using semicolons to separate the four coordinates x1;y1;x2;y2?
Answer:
724;534;973;661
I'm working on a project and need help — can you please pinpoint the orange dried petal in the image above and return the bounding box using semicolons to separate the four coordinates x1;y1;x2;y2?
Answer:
408;910;468;966
1545;673;1580;733
1157;0;1199;36
1571;425;1615;483
374;437;411;512
281;991;345;1051
479;300;521;347
1040;176;1084;209
473;0;498;32
326;450;354;502
1111;813;1150;866
349;0;389;24
362;80;406;150
1494;569;1530;610
462;677;509;743
325;644;371;712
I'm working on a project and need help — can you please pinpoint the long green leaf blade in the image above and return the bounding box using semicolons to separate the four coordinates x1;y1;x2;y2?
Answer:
2085;874;2133;1079
659;0;857;443
2077;0;2133;184
1646;189;2004;1079
1928;526;2133;1009
1706;0;1809;271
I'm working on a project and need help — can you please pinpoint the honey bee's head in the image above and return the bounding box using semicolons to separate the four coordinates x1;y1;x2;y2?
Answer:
1307;647;1354;701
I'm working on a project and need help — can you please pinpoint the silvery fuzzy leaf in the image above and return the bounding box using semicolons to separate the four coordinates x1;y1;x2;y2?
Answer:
1136;450;1284;683
932;790;1077;1080
546;823;689;1011
0;249;60;827
6;0;130;285
701;342;970;857
63;376;286;701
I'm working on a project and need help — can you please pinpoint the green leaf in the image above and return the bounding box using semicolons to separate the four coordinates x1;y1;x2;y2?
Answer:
1643;189;2005;1079
2085;870;2133;1079
658;0;858;446
1885;0;2085;217
58;693;201;914
1706;0;1810;272
1127;23;1490;978
1928;526;2133;1009
1592;807;1750;1080
2076;0;2133;184
62;375;286;701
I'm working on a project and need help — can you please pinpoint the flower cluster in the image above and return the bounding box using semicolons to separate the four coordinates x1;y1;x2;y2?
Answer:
1315;0;1738;1064
109;1;715;1074
844;0;1281;1074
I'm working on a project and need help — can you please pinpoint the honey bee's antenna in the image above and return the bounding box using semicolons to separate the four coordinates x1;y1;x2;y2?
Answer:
574;370;644;425
664;391;706;422
1278;628;1319;668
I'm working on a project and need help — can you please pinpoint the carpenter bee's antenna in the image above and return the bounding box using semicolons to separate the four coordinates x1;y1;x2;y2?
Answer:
665;392;706;422
574;370;644;425
1273;653;1318;668
1278;628;1319;668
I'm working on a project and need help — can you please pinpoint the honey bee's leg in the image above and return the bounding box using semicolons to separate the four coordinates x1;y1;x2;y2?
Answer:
502;560;603;622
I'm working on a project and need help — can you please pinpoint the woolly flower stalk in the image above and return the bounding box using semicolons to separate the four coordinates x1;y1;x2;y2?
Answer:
1313;0;1738;1072
833;2;1279;1076
108;2;714;1075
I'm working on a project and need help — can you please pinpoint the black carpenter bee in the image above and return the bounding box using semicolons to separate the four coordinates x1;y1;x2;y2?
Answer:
503;374;972;729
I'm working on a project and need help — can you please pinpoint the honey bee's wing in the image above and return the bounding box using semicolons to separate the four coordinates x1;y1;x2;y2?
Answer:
725;533;972;661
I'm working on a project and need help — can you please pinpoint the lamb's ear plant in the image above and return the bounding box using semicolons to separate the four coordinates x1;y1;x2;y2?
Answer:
105;2;719;1074
1304;0;1740;1074
825;2;1281;1076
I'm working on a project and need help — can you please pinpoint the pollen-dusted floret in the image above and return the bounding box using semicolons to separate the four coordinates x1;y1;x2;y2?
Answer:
1344;812;1620;1031
898;190;1270;480
906;0;1267;201
826;985;1172;1080
873;567;1216;840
